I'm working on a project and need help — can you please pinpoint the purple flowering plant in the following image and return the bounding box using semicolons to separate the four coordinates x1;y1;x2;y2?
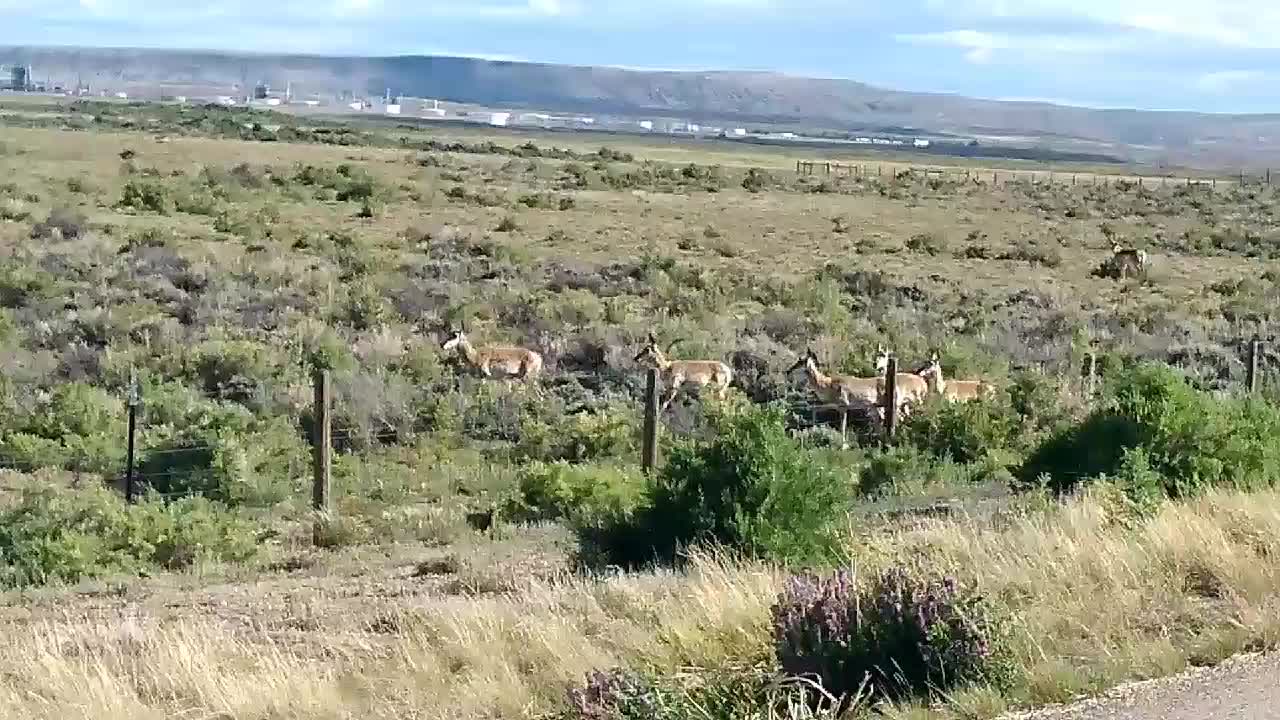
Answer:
771;566;1012;702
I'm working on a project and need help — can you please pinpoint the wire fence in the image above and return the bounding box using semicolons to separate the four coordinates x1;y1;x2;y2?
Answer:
0;337;1271;523
795;160;1276;191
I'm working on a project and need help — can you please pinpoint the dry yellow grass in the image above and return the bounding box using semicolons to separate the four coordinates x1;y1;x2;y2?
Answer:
0;487;1275;719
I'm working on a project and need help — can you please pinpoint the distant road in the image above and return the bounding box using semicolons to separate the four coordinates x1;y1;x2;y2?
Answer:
1005;653;1280;720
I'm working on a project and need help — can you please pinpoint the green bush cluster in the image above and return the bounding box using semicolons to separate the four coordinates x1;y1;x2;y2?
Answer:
0;484;259;589
504;461;644;527
579;400;850;568
118;179;174;214
0;383;124;477
1019;362;1280;500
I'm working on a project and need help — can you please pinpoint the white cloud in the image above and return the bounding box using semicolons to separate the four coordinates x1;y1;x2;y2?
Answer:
1195;70;1268;92
932;0;1280;49
896;28;1131;58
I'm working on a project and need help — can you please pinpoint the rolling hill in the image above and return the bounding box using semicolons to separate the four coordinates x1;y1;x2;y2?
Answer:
4;45;1280;168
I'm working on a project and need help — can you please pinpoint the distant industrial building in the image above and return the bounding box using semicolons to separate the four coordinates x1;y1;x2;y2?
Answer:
3;64;32;91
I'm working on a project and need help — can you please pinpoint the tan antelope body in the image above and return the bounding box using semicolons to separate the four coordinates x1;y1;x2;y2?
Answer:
634;333;733;411
917;354;997;403
788;350;885;422
1111;243;1149;279
873;346;929;417
442;329;543;383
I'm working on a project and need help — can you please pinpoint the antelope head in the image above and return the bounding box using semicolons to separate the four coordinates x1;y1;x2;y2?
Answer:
633;333;673;369
441;328;468;352
873;345;892;374
916;352;943;381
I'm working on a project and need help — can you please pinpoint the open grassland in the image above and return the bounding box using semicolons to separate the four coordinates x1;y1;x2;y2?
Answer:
3;101;1280;718
0;487;1278;719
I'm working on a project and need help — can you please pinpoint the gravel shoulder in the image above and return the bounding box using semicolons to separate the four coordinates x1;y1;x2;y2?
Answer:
1003;652;1280;720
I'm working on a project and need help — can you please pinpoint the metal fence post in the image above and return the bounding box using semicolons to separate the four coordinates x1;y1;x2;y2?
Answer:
642;368;660;475
125;370;140;504
312;369;332;538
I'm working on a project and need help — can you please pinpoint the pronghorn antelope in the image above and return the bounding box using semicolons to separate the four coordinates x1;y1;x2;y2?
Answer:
873;346;930;417
916;353;997;403
788;349;885;422
633;333;733;411
1110;243;1149;279
441;328;544;383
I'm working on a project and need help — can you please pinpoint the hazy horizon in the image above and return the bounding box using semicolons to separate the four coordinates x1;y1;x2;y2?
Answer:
1;1;1278;114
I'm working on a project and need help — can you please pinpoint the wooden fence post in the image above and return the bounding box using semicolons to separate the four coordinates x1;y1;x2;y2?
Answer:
1248;337;1262;394
125;370;140;504
312;368;332;537
883;355;899;440
642;368;660;475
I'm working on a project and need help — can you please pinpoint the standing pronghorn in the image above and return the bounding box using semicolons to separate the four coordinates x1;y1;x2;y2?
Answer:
1110;243;1148;279
788;349;886;424
633;333;733;411
873;346;929;418
441;328;543;385
916;353;997;403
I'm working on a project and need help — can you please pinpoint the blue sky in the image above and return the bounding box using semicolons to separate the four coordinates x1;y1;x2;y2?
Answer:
2;0;1279;113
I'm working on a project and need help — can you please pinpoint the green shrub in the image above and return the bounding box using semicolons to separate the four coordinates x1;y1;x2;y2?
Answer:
0;384;125;476
906;231;950;256
1007;369;1073;435
505;462;645;526
741;168;772;193
138;403;306;507
174;187;222;216
515;405;638;463
0;433;70;473
900;394;1018;463
857;444;982;497
118;179;174;214
580;400;849;568
29;383;121;440
1019;362;1280;499
189;340;277;403
30;207;88;240
0;484;259;588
